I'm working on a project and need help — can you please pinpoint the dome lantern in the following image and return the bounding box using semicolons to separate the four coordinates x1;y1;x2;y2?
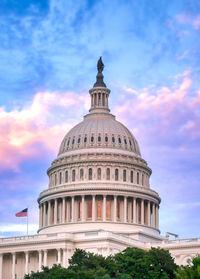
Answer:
89;57;111;113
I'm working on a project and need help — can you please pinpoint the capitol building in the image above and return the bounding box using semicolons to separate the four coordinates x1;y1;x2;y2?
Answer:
0;58;200;279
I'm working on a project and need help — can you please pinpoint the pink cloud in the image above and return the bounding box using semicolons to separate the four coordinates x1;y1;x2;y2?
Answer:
114;70;199;147
0;91;89;172
176;13;200;30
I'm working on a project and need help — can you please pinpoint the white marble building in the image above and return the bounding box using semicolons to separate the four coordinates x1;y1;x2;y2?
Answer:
0;59;200;279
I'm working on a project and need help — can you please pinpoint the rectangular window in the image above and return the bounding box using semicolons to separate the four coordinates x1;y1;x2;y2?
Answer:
78;201;82;219
65;170;68;183
106;200;111;219
97;200;102;219
117;200;120;219
72;169;76;182
137;172;140;184
106;168;110;180
87;200;92;219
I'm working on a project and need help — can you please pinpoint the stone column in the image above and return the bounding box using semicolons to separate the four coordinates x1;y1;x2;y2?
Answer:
147;201;151;227
66;200;70;222
92;195;95;222
141;199;144;225
57;249;61;264
63;248;70;268
152;203;155;227
71;196;75;222
39;205;43;228
54;199;58;224
44;250;47;266
113;195;117;222
82;195;85;222
25;251;29;275
62;198;66;223
38;250;42;272
48;201;51;226
103;195;106;221
43;202;47;226
156;205;159;229
133;198;136;223
0;253;3;279
124;196;127;223
12;253;16;279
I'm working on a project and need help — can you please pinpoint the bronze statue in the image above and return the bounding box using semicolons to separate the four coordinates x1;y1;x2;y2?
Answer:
97;56;104;73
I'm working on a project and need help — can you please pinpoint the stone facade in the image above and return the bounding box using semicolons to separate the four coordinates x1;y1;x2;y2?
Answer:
0;64;200;279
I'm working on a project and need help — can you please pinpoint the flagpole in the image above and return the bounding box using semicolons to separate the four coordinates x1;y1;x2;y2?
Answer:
27;207;28;235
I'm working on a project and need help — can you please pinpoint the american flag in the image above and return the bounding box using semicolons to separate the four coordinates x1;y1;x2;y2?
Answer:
15;208;28;217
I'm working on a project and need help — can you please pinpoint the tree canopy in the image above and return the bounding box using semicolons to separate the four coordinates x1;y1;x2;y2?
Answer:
24;247;180;279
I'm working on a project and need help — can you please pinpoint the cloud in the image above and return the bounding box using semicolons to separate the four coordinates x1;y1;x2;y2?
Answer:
0;90;89;172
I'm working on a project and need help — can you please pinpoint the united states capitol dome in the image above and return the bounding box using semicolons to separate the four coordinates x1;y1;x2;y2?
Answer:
58;59;141;158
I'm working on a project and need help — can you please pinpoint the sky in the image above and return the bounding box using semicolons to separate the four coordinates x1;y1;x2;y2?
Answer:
0;0;200;239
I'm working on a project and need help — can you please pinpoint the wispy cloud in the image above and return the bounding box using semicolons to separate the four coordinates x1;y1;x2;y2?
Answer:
0;90;89;172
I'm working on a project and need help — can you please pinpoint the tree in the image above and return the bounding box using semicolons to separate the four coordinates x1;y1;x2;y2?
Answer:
175;255;200;279
24;247;177;279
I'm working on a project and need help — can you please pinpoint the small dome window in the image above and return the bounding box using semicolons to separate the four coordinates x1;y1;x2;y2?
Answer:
118;137;121;144
112;136;115;143
129;139;132;146
84;137;87;143
98;136;101;142
72;139;75;144
91;136;94;142
67;139;70;146
105;136;108;142
124;138;127;144
78;137;81;144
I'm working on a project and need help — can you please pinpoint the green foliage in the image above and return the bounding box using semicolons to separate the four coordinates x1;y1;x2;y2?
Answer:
24;247;178;279
175;255;200;279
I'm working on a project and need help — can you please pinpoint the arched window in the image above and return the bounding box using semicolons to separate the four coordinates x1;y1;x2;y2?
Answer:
142;174;144;186
106;168;110;180
124;138;127;145
59;172;62;184
67;139;70;146
72;138;75;145
118;137;121;144
84;136;87;143
89;168;92;180
130;170;133;183
55;173;57;185
137;172;140;184
105;136;108;142
80;169;84;181
129;139;132;146
78;200;82;219
115;169;119;181
123;169;126;182
97;168;101;180
65;170;68;183
78;137;81;144
112;136;115;143
91;136;94;143
98;135;101;142
72;169;76;182
65;171;69;183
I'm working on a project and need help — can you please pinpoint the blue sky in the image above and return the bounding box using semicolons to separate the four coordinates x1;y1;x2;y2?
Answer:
0;0;200;239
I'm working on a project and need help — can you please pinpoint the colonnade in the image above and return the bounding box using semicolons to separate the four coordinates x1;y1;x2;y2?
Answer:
0;248;71;279
39;195;159;229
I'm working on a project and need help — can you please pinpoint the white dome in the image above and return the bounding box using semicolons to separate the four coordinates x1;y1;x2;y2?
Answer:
58;112;141;157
